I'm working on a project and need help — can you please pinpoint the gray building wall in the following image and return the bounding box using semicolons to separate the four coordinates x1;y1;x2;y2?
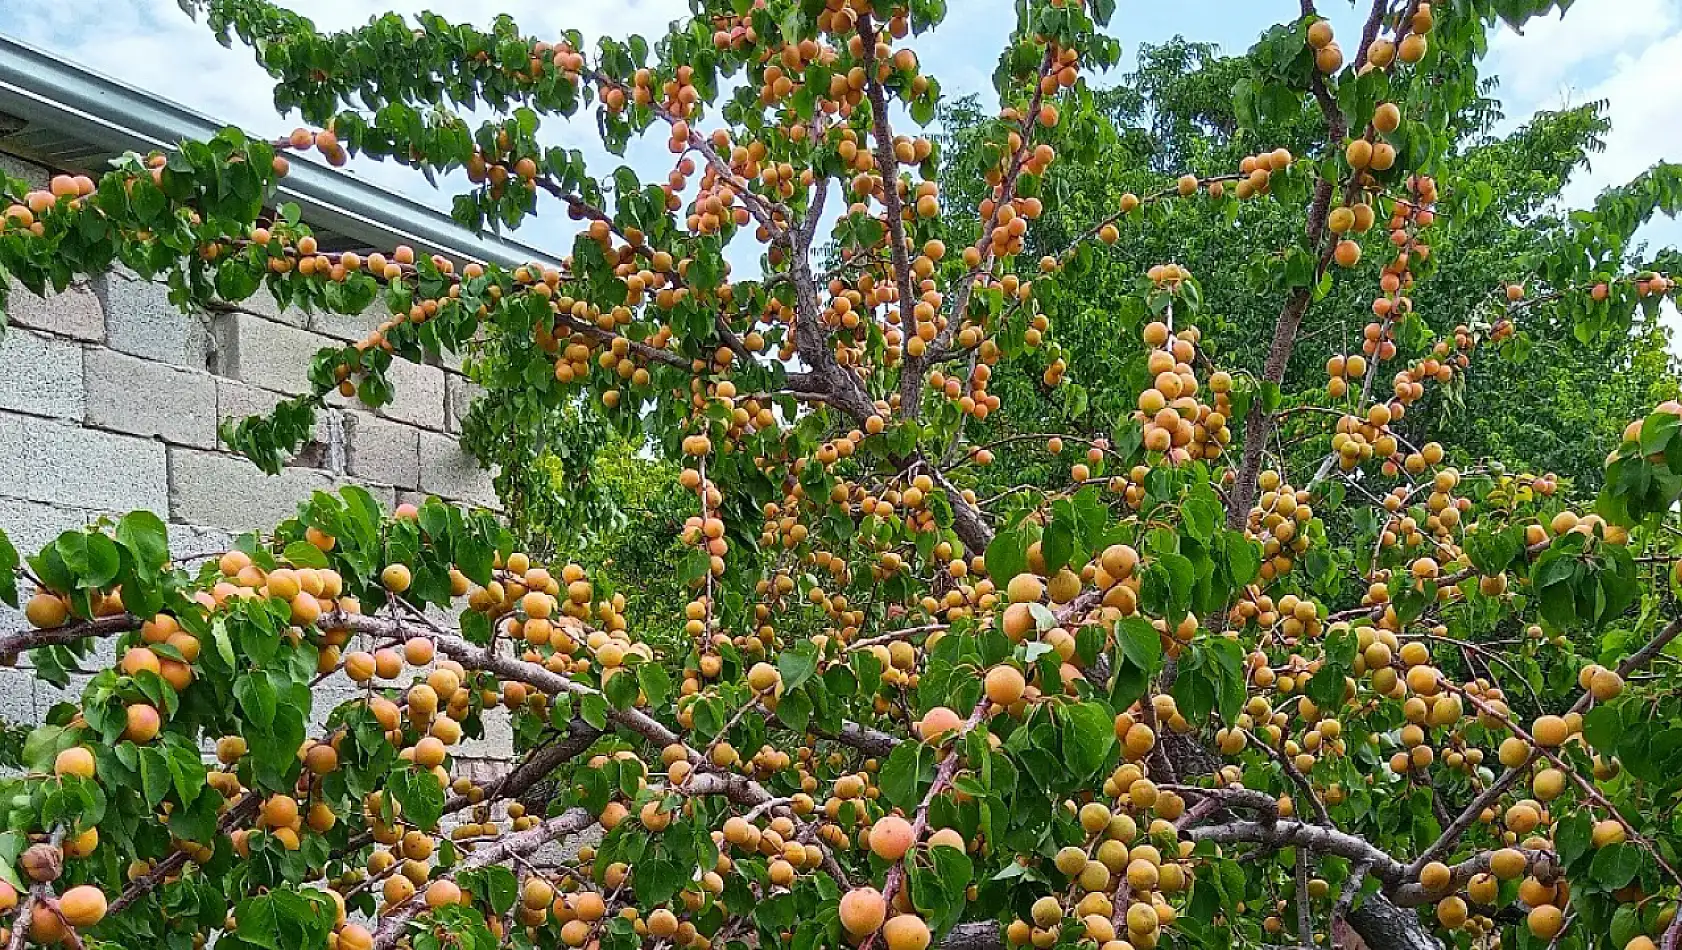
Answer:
0;149;511;765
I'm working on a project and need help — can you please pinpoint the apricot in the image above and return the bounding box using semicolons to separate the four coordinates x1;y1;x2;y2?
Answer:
883;914;931;950
123;704;161;742
58;885;107;927
870;815;916;861
984;665;1026;705
917;706;963;743
381;563;413;593
1528;904;1564;940
53;746;95;779
840;887;888;936
1532;715;1569;747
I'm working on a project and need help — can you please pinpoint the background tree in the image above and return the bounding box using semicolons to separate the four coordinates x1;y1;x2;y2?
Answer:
0;3;1680;950
934;40;1678;495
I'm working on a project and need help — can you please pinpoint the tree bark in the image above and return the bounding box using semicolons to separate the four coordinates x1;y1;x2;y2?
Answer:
1346;896;1442;950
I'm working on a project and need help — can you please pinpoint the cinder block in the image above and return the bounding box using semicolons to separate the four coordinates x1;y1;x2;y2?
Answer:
345;412;420;489
168;523;237;563
0;497;106;564
166;447;393;533
210;310;336;396
0;413;168;513
6;279;104;342
309;679;361;733
0;667;37;724
444;373;482;434
379;358;447;431
220;288;307;328
0;498;108;639
95;269;213;367
33;673;92;720
0;154;49;189
165;447;334;533
84;347;217;448
308;301;385;344
216;376;342;472
215;377;285;437
418;431;500;510
456;717;514;760
0;329;84;420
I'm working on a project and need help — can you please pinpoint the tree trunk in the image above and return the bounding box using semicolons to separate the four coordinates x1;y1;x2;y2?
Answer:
1346;896;1442;950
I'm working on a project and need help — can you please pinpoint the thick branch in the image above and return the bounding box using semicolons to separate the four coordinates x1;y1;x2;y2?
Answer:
370;807;594;950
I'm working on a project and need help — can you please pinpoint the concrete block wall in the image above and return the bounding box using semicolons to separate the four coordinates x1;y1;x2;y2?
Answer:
1;150;509;767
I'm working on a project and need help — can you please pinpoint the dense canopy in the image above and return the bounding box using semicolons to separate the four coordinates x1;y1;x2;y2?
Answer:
1;2;1681;950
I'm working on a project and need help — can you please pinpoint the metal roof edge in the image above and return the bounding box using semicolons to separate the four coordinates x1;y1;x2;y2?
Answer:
0;33;561;269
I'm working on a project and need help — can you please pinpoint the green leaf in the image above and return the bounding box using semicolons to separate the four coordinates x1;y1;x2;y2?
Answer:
389;764;446;831
1116;616;1162;674
56;531;121;588
0;528;16;607
580;693;609;730
604;668;641;709
636;662;671;709
777;638;820;691
481;865;519;915
1181;488;1221;542
282;540;330;569
1061;701;1116;777
879;741;933;809
1590;842;1642;890
139;745;172;808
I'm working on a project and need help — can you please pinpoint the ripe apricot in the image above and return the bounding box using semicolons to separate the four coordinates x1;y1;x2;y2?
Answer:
123;703;162;742
58;884;107;927
1532;715;1569;747
381;563;413;593
840;887;888;936
1006;573;1044;604
870;815;916;861
984;665;1025;705
883;914;931;950
1528;904;1564;939
53;746;95;779
917;706;963;743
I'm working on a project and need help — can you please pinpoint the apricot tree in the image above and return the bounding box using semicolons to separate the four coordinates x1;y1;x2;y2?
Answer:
2;1;1682;950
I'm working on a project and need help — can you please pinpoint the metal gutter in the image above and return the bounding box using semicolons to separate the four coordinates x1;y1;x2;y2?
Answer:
0;33;561;269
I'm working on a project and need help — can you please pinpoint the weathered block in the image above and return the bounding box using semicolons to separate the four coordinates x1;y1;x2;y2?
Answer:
221;288;307;328
95;270;213;367
345;412;421;489
444;373;483;434
418;431;499;509
85;347;217;448
379;358;448;431
0;153;48;190
457;709;515;759
0;329;84;420
167;523;237;562
166;447;334;533
0;499;108;638
0;666;38;724
210;310;335;396
215;377;286;436
0;413;168;513
0;497;106;563
308;303;384;344
215;377;343;470
6;279;104;342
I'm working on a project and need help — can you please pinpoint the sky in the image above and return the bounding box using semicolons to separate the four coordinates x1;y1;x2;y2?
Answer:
5;0;1681;329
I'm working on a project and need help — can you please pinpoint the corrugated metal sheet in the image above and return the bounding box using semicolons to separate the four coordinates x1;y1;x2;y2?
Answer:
0;33;561;268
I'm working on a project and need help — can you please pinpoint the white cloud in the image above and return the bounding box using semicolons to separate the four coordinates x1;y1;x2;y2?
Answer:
1488;0;1677;101
1488;0;1682;330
